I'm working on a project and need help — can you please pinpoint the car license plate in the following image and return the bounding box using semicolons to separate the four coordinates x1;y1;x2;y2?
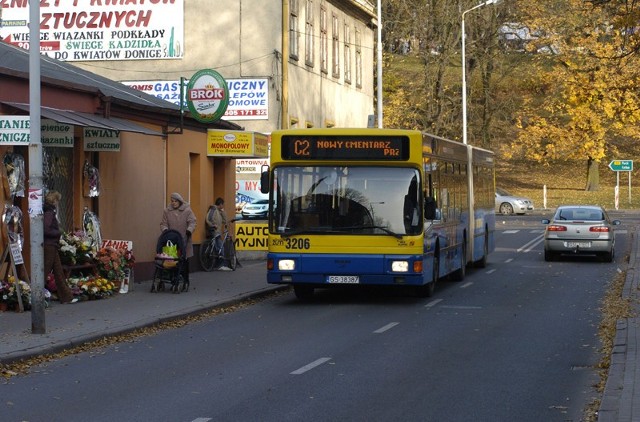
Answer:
327;275;360;284
565;241;591;248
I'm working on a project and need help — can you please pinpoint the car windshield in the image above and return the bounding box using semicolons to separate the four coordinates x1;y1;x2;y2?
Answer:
270;166;422;236
496;187;512;196
556;207;605;221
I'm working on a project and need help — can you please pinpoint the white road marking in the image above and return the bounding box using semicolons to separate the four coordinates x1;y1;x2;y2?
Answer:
460;282;473;289
486;269;496;274
440;305;482;310
425;298;443;308
291;357;332;375
504;258;513;263
503;230;520;234
191;419;212;422
374;322;399;333
517;234;544;253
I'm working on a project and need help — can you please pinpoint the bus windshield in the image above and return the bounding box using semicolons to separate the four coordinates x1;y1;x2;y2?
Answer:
271;166;421;236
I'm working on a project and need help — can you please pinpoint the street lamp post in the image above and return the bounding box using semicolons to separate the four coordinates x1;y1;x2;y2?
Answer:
461;0;500;145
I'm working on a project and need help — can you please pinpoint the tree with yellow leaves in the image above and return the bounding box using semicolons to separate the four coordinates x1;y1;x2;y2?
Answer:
510;0;640;190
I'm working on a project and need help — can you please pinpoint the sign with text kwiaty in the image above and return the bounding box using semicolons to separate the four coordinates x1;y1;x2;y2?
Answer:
83;128;121;152
0;0;184;62
0;116;30;145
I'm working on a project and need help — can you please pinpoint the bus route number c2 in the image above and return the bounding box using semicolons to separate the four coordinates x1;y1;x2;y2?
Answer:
279;237;310;249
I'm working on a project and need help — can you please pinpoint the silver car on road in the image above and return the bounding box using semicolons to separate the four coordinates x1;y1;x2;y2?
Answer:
495;187;534;215
542;205;620;262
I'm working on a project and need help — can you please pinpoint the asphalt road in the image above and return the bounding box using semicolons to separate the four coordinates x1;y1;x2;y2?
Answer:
0;213;632;422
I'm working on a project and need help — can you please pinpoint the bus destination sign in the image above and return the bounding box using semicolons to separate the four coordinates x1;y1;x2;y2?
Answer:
281;135;409;160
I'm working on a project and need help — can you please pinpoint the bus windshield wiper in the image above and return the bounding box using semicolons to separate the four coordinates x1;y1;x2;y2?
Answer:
279;227;335;238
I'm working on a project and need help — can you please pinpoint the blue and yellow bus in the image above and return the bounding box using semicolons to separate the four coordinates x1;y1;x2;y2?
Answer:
260;128;495;299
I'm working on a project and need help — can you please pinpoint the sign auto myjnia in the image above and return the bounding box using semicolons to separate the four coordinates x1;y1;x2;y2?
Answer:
186;69;229;123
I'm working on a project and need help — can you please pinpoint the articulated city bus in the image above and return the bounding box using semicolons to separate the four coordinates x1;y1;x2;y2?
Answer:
260;128;495;299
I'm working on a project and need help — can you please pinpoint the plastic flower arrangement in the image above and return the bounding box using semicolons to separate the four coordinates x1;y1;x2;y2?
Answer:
96;246;134;282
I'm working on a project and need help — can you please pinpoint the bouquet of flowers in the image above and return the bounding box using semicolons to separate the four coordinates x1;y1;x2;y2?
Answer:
1;276;31;310
96;246;134;282
67;275;117;300
0;279;11;306
60;231;94;265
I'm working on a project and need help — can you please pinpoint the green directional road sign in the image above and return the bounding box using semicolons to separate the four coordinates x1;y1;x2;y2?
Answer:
609;160;633;171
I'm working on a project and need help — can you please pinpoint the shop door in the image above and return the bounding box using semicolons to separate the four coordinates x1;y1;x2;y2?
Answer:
43;147;73;232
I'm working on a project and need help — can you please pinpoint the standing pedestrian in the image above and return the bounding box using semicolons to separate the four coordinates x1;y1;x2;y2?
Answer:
43;190;76;304
206;196;230;270
160;192;197;284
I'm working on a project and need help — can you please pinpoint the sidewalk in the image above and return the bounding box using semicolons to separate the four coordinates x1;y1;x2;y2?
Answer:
598;226;640;422
0;259;286;364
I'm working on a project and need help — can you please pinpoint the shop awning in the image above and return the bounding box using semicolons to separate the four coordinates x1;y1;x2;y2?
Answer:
1;102;164;136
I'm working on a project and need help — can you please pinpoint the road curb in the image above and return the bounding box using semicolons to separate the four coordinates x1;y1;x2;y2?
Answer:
598;227;639;421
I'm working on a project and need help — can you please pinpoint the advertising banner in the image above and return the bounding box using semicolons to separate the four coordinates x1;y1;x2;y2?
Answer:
0;0;184;61
207;130;269;157
123;78;269;121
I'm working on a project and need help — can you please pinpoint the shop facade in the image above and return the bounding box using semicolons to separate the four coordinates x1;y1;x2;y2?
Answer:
0;41;243;285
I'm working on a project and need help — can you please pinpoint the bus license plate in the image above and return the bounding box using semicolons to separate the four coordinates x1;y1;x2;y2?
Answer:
327;275;360;284
565;241;591;248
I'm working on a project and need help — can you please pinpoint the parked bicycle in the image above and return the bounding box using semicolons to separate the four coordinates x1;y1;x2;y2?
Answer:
199;224;239;271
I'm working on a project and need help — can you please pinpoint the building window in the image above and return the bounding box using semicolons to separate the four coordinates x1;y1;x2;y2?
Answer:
332;13;339;78
344;23;351;84
305;0;314;67
290;0;299;61
355;29;362;88
320;6;328;74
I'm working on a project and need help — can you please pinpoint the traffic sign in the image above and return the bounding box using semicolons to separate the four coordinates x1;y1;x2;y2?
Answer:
609;160;633;171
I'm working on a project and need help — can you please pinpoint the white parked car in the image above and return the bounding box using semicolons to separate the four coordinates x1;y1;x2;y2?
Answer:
495;187;534;215
241;199;269;219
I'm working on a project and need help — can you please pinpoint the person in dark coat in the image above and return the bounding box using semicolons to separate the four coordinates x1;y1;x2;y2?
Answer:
160;192;197;283
43;190;76;304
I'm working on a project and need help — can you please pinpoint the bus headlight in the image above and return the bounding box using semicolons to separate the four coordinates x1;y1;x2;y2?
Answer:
278;259;296;271
391;261;409;272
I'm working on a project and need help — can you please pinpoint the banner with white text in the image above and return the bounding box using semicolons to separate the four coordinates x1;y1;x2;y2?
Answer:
0;0;184;61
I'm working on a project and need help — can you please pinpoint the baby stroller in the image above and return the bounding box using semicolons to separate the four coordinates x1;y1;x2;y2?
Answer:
151;229;189;293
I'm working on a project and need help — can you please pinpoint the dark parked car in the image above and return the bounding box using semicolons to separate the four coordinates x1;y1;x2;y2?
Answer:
542;205;620;262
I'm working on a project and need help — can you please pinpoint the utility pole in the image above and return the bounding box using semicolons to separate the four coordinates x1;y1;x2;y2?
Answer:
29;1;46;334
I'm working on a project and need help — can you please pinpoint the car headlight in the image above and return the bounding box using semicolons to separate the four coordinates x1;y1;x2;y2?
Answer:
391;261;409;272
278;259;295;271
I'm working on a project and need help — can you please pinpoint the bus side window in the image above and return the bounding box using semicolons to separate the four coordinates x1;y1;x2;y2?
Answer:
425;196;437;220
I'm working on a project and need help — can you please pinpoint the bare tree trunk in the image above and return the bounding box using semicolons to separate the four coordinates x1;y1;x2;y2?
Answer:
585;157;600;191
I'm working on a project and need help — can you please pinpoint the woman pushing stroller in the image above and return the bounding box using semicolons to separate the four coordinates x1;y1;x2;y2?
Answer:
160;192;196;285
